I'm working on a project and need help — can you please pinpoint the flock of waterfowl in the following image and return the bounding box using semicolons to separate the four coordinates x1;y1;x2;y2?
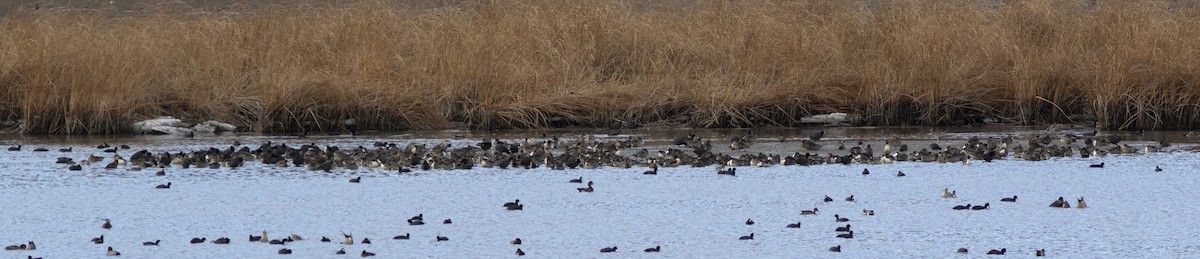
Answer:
1;129;1181;257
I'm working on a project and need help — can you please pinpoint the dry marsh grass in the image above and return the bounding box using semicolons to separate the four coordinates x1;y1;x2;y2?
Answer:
1;0;1199;134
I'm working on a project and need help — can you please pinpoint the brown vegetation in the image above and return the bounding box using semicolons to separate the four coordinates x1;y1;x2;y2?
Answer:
1;0;1199;134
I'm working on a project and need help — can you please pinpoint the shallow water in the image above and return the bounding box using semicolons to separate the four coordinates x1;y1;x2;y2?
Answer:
1;127;1198;258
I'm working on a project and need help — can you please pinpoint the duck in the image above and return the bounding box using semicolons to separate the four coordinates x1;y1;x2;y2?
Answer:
836;231;854;238
801;208;819;215
102;219;112;229
4;244;24;250
828;245;841;252
143;240;159;246
643;164;658;175
834;214;849;222
25;241;34;250
511;238;522;245
503;199;521;208
986;248;1006;255
600;246;618;253
1077;197;1088;208
1089;162;1104;168
278;248;292;254
155;182;171;189
809;130;824;141
569;177;583;183
69;164;83;171
738;233;754;240
1000;196;1017;202
1155;166;1163;172
1035;249;1046;256
845;195;855;202
823;195;833;202
836;224;851;232
952;204;971;210
106;246;121;256
443;219;452;224
268;239;286;245
155;170;165;176
1049;197;1066;207
336;248;346;255
745;219;755;225
577;181;595;192
7;145;19;151
259;231;268;243
407;214;424;225
863;209;875;216
250;231;264;242
212;237;230;244
897;171;906;177
349;177;361;183
361;238;371;244
361;250;376;257
190;237;206;244
516;248;525;256
92;235;105;244
957;247;968;253
786;222;802;228
971;203;990;210
436;235;448;241
392;233;410;240
717;166;736;176
343;233;353;245
645;246;660;252
320;236;331;242
861;168;869;175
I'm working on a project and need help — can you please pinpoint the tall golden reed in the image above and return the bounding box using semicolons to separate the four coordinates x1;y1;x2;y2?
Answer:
0;0;1198;134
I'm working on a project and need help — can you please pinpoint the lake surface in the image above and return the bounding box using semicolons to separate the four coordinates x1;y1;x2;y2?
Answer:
1;127;1198;258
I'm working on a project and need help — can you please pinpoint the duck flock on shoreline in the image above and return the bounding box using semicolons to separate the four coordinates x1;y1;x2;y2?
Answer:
1;129;1179;257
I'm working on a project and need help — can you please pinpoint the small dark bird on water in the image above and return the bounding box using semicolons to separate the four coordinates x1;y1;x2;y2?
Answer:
1089;162;1104;168
1155;166;1163;172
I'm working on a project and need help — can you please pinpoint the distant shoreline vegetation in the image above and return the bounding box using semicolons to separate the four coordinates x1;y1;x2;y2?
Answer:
0;0;1198;134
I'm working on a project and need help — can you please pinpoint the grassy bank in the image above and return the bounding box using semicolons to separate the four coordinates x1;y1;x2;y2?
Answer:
1;0;1199;134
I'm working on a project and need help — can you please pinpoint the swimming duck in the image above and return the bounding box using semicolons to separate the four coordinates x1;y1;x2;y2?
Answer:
829;245;841;252
343;233;353;245
952;204;972;210
836;231;854;238
1000;196;1017;202
863;209;874;216
516;248;525;256
1077;197;1087;208
190;237;206;244
1050;197;1066;207
569;177;583;183
861;168;869;175
106;246;120;256
362;238;371;244
436;235;448;241
511;238;522;245
443;219;452;224
69;164;83;171
577;181;595;192
957;247;968;253
102;219;112;229
349;177;361;183
361;250;376;257
143;240;159;246
801;208;819;215
835;214;849;222
738;233;754;240
986;248;1006;255
213;237;230;244
250;231;264;242
600;246;617;253
1089;162;1104;168
336;248;346;255
823;195;833;202
835;224;851;232
643;164;658;175
155;182;171;189
1155;166;1163;172
971;203;989;210
92;235;105;244
393;233;410;240
645;246;660;252
717;166;736;176
7;145;19;151
1035;249;1046;256
786;222;802;228
745;219;754;225
845;195;855;202
4;244;24;250
897;171;905;177
278;248;292;254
